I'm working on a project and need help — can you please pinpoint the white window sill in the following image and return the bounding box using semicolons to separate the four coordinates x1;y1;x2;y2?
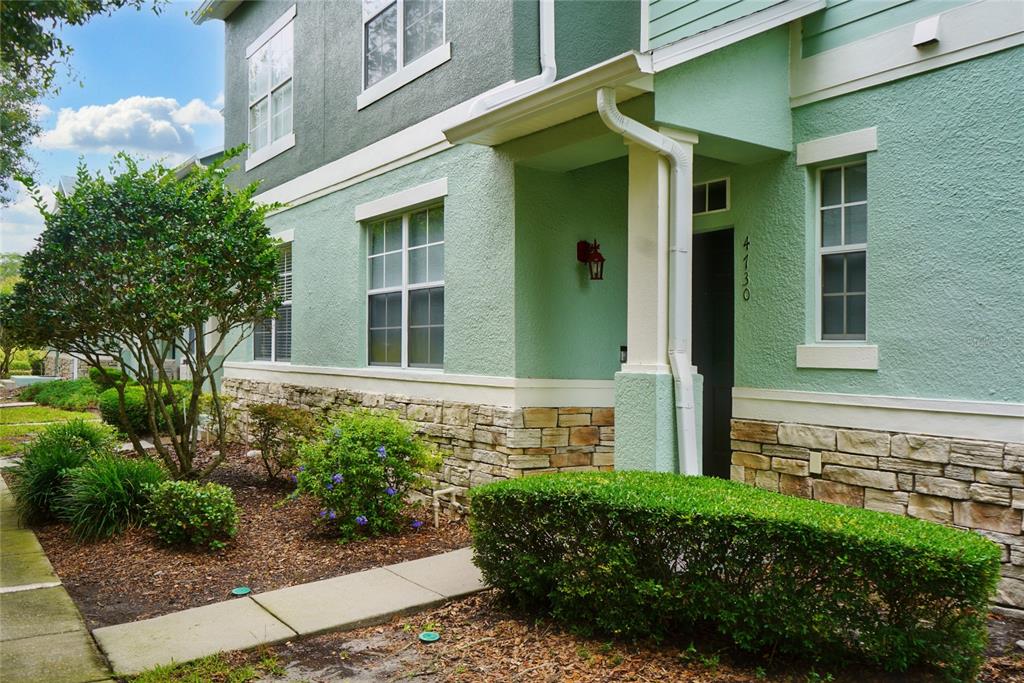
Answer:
357;43;451;110
796;344;878;370
246;132;296;172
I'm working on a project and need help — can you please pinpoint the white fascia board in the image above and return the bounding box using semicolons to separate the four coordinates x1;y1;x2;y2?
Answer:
246;5;296;59
732;387;1024;443
791;0;1024;107
354;178;448;222
357;43;452;110
651;0;826;72
223;362;616;408
796;344;878;370
193;0;242;25
795;127;877;165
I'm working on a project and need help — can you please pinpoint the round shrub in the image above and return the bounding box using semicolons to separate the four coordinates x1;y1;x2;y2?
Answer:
88;366;126;389
9;420;118;522
470;472;1002;681
9;359;31;375
296;410;438;540
146;480;239;550
58;455;168;541
99;382;195;435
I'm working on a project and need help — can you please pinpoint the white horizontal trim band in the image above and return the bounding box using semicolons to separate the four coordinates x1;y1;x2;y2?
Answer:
732;387;1024;442
223;361;616;408
796;127;877;166
246;132;295;172
354;178;448;222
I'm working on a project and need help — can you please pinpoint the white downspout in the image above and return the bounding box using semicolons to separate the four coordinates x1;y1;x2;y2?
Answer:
596;87;700;475
469;0;556;115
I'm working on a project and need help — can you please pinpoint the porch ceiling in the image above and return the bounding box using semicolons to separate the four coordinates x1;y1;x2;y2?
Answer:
444;52;654;147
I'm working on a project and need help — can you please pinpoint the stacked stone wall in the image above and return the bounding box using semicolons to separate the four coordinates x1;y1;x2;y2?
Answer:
730;418;1024;610
224;378;614;503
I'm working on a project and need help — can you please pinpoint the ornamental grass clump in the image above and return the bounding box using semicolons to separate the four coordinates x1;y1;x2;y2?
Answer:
57;454;168;541
470;471;1002;681
295;410;438;540
10;419;118;522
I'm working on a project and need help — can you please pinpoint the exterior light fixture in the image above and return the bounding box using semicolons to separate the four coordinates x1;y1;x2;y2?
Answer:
577;239;605;281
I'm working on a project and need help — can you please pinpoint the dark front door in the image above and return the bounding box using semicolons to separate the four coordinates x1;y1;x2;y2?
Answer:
692;229;735;479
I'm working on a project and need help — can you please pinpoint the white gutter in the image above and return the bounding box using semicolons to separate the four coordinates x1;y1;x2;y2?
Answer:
595;87;700;476
469;0;556;115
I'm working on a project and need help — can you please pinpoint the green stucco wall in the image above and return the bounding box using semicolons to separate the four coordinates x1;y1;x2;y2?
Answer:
726;47;1024;403
654;27;792;154
514;158;628;380
228;144;518;378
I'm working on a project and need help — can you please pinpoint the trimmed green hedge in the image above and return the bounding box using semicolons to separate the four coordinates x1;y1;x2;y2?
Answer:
470;472;1000;680
98;381;193;435
19;378;100;411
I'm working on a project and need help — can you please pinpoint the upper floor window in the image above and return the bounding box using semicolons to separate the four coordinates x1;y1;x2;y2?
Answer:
255;244;293;362
363;0;444;89
248;8;294;160
367;205;444;368
818;162;867;340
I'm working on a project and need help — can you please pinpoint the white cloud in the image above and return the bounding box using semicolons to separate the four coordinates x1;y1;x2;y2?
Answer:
0;185;56;255
172;98;223;126
36;95;223;156
212;91;225;109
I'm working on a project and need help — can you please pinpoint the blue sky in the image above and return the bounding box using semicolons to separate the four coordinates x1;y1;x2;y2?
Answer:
1;1;225;254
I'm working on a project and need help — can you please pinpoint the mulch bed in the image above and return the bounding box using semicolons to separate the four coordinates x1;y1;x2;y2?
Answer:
26;446;470;629
205;591;1024;683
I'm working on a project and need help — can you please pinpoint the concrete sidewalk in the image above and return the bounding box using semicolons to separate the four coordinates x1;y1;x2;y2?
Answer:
93;546;487;676
0;475;112;683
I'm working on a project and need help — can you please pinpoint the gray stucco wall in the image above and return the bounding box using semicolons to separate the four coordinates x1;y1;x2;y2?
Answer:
224;0;639;192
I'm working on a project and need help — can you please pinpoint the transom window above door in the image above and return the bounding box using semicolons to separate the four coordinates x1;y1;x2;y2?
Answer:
363;0;445;89
367;205;445;368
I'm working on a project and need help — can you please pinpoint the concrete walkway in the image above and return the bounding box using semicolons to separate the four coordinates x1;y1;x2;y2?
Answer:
0;476;112;683
93;546;487;676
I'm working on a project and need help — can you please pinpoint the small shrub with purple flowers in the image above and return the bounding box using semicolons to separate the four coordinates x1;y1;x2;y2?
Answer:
295;410;438;541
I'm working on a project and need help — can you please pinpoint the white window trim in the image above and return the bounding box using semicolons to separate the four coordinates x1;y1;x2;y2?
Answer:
246;132;295;172
366;206;444;370
354;177;448;222
796;127;877;166
246;5;295;170
815;161;868;344
358;0;450;110
796;344;878;370
692;176;730;215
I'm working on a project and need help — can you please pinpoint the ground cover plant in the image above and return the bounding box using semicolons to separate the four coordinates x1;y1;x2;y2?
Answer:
18;377;101;411
296;410;439;540
471;472;1002;681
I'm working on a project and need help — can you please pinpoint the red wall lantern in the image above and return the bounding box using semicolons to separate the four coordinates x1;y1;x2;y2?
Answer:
577;239;605;281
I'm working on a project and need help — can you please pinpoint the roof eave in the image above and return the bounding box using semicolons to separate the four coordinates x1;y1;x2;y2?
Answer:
192;0;243;25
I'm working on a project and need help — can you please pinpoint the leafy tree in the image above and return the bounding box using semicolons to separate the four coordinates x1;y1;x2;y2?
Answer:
8;149;282;477
0;0;164;204
0;292;19;379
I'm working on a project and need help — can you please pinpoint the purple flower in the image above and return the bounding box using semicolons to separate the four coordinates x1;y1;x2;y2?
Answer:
332;473;343;484
411;520;424;530
355;515;368;526
290;474;298;483
328;510;337;520
385;487;396;496
376;445;387;459
326;483;334;491
318;510;328;518
298;466;305;472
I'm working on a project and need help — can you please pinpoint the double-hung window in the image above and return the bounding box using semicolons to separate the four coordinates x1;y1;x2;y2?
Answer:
367;205;444;368
818;162;867;340
254;245;293;362
247;8;294;163
363;0;445;89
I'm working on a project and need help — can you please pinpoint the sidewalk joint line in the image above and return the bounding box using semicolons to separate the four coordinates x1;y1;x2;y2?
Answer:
381;567;447;599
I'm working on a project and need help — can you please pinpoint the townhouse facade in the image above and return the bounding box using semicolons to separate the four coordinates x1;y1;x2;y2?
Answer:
196;0;1024;608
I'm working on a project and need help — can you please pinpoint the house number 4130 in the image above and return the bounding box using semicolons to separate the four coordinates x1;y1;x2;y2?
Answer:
741;236;751;301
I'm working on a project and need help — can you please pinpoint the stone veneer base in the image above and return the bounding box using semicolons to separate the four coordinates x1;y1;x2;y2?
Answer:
730;418;1024;609
224;378;614;503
